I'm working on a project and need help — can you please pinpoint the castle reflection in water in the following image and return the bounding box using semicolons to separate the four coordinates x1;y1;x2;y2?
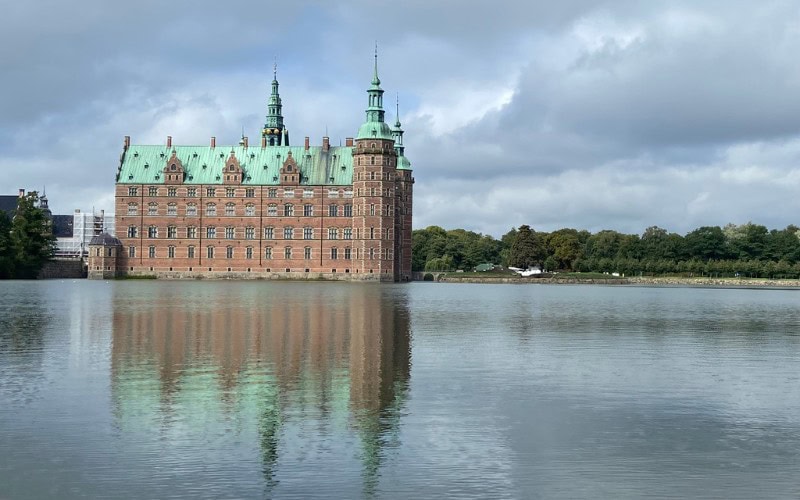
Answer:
109;283;411;492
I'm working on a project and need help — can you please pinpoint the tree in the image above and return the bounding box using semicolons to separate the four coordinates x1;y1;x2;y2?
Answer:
509;225;545;269
546;228;583;270
6;192;56;279
0;212;12;279
684;226;726;260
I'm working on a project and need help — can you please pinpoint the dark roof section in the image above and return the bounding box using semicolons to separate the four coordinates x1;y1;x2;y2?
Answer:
52;215;74;238
89;233;122;246
0;195;18;217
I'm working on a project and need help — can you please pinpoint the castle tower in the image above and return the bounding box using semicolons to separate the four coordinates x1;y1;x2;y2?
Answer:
352;48;398;281
87;233;122;279
262;63;288;146
392;97;413;281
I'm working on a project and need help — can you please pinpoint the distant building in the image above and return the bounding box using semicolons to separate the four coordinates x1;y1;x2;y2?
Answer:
0;189;25;218
54;210;115;258
108;54;414;281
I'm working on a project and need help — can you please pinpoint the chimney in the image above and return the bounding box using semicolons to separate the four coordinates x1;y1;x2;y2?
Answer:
166;135;172;148
304;136;310;151
322;136;330;151
124;136;130;150
261;136;267;148
210;136;216;148
18;188;25;198
243;136;249;148
345;137;353;147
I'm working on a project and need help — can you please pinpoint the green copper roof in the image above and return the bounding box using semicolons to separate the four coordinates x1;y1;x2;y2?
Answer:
356;121;394;140
117;145;353;185
397;155;412;170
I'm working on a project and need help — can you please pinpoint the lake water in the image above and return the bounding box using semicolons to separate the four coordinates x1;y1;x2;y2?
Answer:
1;280;799;499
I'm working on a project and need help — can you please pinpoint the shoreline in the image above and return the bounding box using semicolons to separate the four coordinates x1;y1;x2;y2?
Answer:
434;275;800;288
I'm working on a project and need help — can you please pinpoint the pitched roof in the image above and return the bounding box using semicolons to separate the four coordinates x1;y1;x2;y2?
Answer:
52;214;74;238
89;233;122;246
117;145;353;185
0;195;18;217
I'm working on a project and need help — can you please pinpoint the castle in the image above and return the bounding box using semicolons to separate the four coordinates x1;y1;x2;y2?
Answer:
92;55;414;282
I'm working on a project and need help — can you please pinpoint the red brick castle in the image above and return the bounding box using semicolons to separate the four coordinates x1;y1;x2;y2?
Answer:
97;55;413;281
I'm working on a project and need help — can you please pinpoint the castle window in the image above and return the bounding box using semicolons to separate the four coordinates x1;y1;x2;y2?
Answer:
206;187;216;197
127;226;138;238
268;204;277;216
370;156;375;165
149;246;156;258
148;203;158;216
226;187;235;197
282;189;294;198
168;246;176;258
225;203;235;216
284;247;292;259
167;203;177;216
168;187;177;197
369;248;374;260
188;245;195;258
328;189;338;198
344;204;352;217
170;164;176;171
369;227;374;239
128;187;138;196
245;227;255;240
207;246;214;259
246;246;254;259
344;190;352;198
206;203;216;216
245;204;255;216
328;228;338;240
303;204;313;217
371;143;376;149
283;227;294;240
128;246;136;258
226;246;234;259
370;204;375;216
265;247;273;259
329;205;337;217
167;226;177;238
187;226;197;239
186;203;197;216
245;188;255;198
343;228;352;240
304;247;312;260
283;204;294;216
149;186;158;196
303;189;313;198
229;165;235;172
330;247;338;260
127;203;138;215
148;226;158;238
187;187;197;197
370;171;375;180
264;227;274;240
303;227;313;240
225;227;235;239
268;188;277;198
206;226;216;239
344;247;351;260
386;228;392;240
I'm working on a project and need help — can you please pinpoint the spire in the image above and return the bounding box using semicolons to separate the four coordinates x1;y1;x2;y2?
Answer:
394;92;401;128
263;58;286;145
356;46;393;140
372;42;381;86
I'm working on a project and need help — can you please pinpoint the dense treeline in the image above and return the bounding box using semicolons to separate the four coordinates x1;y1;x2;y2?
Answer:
0;192;57;279
412;222;800;278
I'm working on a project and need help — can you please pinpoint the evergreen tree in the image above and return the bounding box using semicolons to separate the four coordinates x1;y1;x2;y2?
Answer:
6;192;56;279
509;225;545;269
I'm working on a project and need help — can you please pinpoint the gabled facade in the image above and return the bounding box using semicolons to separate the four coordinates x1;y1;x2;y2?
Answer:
110;56;413;282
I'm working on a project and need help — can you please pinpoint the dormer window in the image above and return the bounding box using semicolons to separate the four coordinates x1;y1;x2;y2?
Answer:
170;164;176;171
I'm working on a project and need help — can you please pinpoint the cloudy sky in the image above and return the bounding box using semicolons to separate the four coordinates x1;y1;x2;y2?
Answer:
3;0;800;237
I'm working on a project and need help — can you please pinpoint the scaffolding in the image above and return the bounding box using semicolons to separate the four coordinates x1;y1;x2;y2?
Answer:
55;209;116;258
